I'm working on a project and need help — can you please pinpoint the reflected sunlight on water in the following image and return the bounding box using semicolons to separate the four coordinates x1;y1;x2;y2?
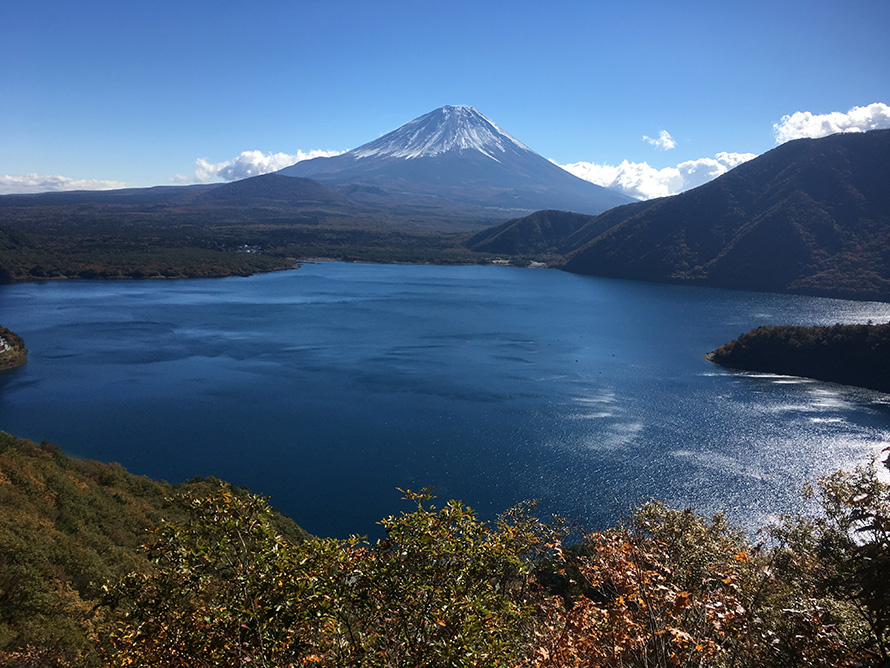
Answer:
2;263;890;536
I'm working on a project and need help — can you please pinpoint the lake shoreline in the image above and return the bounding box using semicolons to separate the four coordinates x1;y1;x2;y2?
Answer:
0;255;550;285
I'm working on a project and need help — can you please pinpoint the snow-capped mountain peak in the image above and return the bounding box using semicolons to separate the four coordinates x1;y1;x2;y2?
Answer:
276;105;635;215
349;105;532;161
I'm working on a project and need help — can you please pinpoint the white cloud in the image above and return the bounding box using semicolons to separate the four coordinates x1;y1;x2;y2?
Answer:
558;151;756;201
773;102;890;143
563;102;888;201
560;160;681;200
642;129;677;150
175;148;343;184
675;152;757;190
0;173;128;195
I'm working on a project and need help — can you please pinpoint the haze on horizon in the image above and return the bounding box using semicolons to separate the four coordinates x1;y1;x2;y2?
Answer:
2;1;888;200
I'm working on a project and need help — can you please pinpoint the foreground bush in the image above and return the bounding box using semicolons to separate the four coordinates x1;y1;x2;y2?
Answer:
97;454;890;667
0;432;303;668
100;489;557;667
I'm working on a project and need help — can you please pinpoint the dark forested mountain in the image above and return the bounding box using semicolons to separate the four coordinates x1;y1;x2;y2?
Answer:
186;173;350;207
470;130;890;300
466;209;620;256
0;183;217;208
560;129;890;300
277;106;633;216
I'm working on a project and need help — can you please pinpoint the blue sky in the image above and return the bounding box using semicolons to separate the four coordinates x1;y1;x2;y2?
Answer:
2;0;888;197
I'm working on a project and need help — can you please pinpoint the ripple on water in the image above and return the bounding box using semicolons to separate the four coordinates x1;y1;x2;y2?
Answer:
2;263;890;537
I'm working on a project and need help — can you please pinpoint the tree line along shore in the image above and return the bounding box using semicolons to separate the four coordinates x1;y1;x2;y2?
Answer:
708;321;890;394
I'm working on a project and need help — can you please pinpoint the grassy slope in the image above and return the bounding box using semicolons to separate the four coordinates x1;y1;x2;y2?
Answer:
0;431;305;664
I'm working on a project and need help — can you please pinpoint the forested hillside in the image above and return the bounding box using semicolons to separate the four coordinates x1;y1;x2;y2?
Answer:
0;432;304;666
467;130;890;301
564;129;890;300
708;322;890;392
465;209;605;257
0;173;494;283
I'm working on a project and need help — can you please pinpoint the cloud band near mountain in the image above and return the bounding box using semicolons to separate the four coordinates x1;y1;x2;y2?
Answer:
557;152;756;201
179;149;344;183
4;104;885;198
0;173;128;196
562;102;888;200
773;102;890;143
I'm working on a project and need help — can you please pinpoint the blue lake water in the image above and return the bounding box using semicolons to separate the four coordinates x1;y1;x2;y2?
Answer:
2;262;890;537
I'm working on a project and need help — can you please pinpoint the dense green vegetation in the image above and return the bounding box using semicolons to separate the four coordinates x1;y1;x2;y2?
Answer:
0;174;504;283
0;432;305;666
0;219;489;283
0;326;27;371
0;223;294;281
709;322;890;393
0;430;888;666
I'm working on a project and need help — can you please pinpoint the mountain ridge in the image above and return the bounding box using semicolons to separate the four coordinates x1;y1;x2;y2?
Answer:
566;129;890;299
469;129;890;301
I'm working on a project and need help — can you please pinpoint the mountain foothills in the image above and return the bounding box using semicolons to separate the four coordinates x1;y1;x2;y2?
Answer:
1;429;889;667
0;172;483;281
0;106;631;282
472;129;890;300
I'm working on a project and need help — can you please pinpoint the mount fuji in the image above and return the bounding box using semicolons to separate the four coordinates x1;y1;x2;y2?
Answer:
277;106;632;216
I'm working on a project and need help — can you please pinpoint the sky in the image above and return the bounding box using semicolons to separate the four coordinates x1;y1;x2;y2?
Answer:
2;0;888;200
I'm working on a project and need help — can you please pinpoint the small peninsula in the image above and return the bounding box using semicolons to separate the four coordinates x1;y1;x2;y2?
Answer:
0;325;27;370
708;322;890;393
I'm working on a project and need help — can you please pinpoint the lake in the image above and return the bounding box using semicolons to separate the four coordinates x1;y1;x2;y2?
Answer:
2;262;890;537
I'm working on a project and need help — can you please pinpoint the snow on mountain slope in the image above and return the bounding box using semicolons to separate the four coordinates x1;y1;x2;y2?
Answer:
350;106;532;161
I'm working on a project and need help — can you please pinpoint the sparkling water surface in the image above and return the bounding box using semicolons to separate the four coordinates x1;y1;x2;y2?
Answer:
3;263;890;537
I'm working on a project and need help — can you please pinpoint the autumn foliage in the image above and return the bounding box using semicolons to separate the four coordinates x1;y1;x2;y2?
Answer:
2;431;888;667
92;454;890;668
99;489;555;667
